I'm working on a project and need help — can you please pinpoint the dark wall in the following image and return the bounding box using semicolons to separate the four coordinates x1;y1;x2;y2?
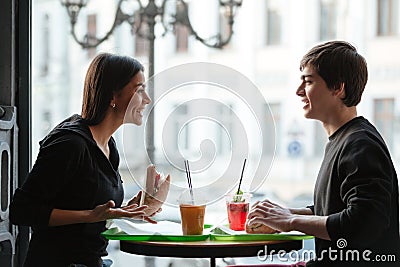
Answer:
0;0;31;266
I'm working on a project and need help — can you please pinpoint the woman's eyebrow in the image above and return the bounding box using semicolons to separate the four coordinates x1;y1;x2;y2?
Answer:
135;82;145;88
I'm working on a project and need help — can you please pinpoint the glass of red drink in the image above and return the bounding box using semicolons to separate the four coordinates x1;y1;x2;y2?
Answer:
225;193;252;231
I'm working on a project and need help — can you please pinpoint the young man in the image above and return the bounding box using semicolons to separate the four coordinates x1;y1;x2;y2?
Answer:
247;41;400;266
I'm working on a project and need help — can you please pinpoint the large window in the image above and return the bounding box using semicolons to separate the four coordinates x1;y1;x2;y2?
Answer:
377;0;399;36
30;1;400;264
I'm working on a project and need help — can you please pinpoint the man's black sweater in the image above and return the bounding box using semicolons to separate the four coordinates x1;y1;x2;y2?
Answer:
307;117;400;266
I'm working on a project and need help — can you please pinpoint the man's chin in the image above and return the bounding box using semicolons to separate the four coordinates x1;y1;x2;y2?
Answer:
303;111;313;119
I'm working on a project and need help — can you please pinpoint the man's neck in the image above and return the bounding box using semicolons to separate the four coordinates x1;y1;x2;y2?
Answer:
322;106;357;136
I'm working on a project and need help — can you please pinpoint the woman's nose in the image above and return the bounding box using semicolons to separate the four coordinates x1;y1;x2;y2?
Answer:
144;91;152;104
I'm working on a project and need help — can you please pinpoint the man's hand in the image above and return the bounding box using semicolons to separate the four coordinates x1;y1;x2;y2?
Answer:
248;199;330;240
247;199;295;233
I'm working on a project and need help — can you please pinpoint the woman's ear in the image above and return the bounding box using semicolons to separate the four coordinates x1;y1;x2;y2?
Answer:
110;96;116;108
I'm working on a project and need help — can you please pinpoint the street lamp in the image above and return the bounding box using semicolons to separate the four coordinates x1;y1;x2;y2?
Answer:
60;0;242;162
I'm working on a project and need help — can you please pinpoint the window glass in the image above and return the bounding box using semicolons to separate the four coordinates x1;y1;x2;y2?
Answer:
377;0;399;36
319;0;337;40
266;8;282;45
32;1;400;264
374;98;395;151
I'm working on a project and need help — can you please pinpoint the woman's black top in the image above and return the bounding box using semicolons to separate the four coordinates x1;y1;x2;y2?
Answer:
10;114;124;267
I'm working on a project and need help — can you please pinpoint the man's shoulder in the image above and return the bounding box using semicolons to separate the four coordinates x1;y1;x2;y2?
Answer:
340;118;384;147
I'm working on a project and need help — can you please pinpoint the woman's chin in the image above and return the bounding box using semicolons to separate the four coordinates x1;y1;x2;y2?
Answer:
134;119;143;126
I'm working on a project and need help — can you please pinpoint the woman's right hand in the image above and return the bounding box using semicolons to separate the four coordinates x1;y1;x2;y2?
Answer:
141;174;170;216
89;200;148;223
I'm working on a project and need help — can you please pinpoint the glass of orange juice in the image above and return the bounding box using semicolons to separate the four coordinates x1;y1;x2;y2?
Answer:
178;189;206;235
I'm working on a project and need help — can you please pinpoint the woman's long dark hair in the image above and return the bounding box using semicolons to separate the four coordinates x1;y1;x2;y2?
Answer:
81;53;144;125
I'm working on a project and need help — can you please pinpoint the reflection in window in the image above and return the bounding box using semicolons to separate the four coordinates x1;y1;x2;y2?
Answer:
41;111;52;138
377;0;399;36
175;24;189;53
175;104;189;150
87;14;97;59
40;14;50;77
266;3;282;45
134;11;149;57
217;104;233;154
319;0;337;41
263;103;280;155
374;98;394;151
218;7;231;48
313;121;326;157
175;2;189;53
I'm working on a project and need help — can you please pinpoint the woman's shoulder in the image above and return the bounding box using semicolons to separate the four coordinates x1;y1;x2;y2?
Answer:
38;128;95;157
38;135;90;162
39;115;95;149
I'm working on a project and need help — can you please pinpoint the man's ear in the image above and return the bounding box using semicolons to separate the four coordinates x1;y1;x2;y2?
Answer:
333;83;345;99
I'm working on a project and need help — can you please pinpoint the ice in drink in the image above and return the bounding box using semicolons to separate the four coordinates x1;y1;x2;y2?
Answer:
225;193;251;231
227;202;249;230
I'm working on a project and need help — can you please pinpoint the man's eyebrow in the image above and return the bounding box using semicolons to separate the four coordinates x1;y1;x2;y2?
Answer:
300;74;313;80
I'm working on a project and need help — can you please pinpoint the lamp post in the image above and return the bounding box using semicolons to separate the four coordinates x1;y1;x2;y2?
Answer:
60;0;242;163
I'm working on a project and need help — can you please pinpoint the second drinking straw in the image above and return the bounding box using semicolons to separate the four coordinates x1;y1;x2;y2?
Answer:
236;158;247;195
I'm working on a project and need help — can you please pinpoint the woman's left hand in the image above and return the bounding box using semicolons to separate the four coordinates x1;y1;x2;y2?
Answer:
127;191;142;206
126;191;161;223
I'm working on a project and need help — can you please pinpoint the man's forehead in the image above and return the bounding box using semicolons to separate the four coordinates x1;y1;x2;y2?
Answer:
300;65;316;77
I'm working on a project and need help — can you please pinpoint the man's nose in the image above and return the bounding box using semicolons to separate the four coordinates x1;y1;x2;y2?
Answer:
296;83;304;96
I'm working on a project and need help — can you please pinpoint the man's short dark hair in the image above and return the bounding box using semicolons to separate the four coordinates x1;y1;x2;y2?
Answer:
300;41;368;107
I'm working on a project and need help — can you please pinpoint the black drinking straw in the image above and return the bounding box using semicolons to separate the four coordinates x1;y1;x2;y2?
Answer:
184;160;194;204
236;158;247;195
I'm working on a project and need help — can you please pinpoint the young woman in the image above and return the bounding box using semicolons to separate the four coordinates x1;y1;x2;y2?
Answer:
10;53;169;267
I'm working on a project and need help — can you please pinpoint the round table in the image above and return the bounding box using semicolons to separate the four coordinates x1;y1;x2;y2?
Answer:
120;239;303;267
